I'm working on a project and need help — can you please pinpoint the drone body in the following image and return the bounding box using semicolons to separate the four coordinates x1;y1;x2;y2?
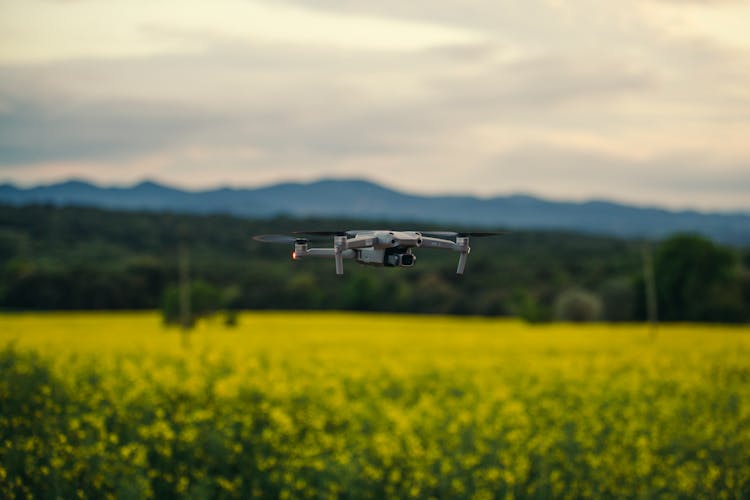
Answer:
254;230;504;275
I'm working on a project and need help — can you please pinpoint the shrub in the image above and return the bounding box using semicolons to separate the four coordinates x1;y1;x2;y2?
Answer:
554;288;603;322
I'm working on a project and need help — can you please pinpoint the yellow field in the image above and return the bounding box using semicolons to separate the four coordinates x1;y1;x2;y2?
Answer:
1;312;749;499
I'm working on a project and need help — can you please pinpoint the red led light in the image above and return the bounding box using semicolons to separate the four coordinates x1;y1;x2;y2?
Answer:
292;251;297;260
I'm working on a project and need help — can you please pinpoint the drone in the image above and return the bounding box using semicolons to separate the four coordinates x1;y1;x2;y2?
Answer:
253;230;505;275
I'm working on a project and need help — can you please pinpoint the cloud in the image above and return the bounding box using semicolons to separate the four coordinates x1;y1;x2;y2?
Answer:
0;96;206;165
641;0;750;50
0;0;484;63
0;0;748;210
483;144;750;210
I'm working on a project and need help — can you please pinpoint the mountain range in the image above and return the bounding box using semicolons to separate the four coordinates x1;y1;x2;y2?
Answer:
1;178;748;245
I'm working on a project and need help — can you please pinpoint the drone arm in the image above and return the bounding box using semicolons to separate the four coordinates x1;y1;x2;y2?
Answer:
327;235;377;275
419;236;458;251
419;236;471;274
296;247;352;275
301;248;355;258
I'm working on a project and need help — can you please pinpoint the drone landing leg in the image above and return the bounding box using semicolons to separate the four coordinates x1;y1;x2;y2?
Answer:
335;251;344;275
334;235;346;275
456;236;470;275
457;252;469;275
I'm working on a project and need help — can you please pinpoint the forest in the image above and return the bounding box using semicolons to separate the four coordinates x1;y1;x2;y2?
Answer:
1;204;748;322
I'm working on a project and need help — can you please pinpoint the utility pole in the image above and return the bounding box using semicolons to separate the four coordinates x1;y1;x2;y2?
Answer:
642;243;658;339
178;237;192;346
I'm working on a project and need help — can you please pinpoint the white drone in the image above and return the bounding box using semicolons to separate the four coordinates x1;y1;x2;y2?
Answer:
253;230;505;275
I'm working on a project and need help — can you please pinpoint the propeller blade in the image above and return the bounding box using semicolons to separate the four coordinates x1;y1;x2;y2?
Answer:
293;231;349;237
253;234;298;244
419;231;509;238
460;231;509;237
418;231;458;238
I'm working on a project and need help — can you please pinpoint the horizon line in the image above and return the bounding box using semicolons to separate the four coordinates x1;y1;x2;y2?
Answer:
2;175;749;217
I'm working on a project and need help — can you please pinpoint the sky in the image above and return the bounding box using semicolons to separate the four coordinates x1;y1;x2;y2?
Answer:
1;0;749;211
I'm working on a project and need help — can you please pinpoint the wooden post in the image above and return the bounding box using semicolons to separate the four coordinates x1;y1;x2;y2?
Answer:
642;243;658;339
179;239;191;346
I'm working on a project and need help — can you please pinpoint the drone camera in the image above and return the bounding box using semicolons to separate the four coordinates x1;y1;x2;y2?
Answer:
386;253;416;267
400;254;415;266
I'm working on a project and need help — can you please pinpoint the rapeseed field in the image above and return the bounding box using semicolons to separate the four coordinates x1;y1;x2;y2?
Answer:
1;312;749;498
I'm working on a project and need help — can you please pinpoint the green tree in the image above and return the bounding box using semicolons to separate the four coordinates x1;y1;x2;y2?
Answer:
599;278;636;322
162;280;223;327
655;234;744;322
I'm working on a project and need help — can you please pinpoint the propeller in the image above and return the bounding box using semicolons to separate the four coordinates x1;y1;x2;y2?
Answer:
253;234;303;244
255;231;349;244
292;231;349;237
419;231;509;238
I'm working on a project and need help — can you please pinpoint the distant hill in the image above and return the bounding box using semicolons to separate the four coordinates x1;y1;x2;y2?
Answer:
1;178;749;244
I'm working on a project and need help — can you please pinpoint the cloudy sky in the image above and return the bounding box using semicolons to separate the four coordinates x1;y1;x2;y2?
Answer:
1;0;749;211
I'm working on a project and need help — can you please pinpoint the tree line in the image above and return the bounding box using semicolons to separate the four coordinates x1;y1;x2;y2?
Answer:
1;204;748;322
